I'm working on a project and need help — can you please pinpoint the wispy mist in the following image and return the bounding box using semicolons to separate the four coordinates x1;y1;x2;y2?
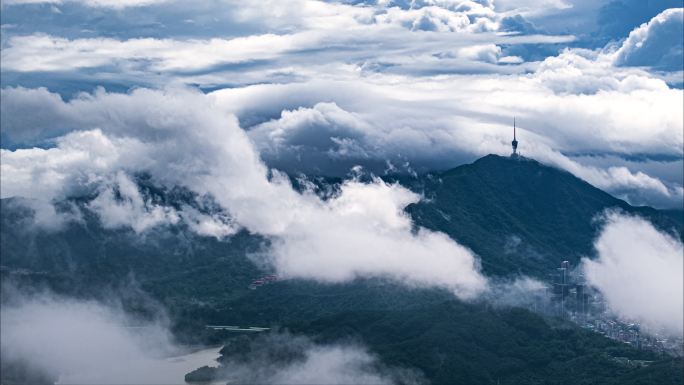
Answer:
203;332;425;385
582;211;684;337
0;286;191;384
1;286;424;385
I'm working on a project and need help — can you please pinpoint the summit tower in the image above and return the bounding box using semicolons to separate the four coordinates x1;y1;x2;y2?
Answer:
511;117;518;157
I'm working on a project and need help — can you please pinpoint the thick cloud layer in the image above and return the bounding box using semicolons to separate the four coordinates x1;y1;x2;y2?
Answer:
4;49;683;207
582;212;684;337
1;3;682;208
0;87;488;298
0;0;575;92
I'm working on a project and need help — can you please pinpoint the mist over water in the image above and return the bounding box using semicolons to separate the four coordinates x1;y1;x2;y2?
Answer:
2;213;682;383
0;286;421;385
0;288;196;384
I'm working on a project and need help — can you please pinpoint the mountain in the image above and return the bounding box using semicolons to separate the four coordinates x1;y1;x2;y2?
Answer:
3;154;680;284
2;154;683;385
404;154;683;277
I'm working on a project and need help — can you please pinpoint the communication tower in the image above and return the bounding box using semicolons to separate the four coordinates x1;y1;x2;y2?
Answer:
511;117;519;157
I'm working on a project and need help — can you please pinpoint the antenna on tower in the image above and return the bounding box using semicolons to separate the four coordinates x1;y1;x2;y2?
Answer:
511;117;518;157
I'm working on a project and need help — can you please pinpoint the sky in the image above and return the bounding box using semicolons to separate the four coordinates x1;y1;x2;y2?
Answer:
1;0;683;209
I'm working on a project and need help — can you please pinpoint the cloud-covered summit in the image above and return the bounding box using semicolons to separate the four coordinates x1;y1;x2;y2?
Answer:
1;87;489;298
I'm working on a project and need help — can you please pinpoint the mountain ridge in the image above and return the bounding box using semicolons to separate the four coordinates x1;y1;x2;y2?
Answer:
2;154;683;385
403;154;683;277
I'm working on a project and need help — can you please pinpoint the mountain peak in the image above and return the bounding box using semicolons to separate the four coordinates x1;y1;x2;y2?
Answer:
406;153;682;277
469;153;557;172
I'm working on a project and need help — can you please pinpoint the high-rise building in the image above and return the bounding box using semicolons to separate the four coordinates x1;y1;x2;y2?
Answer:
554;260;571;317
575;284;589;316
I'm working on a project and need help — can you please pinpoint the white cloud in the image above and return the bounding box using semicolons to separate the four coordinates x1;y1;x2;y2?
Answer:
376;4;497;32
494;0;609;35
0;127;155;200
207;61;682;207
177;205;239;239
582;212;684;337
0;0;582;79
532;146;681;206
614;8;684;71
534;48;670;94
4;53;682;208
1;0;60;5
0;33;323;72
457;43;501;63
88;171;180;233
1;291;181;384
271;345;397;385
247;102;374;160
0;87;489;298
0;27;574;76
231;0;376;30
266;177;487;296
0;86;76;144
3;16;682;208
195;332;424;385
79;0;168;8
484;276;551;310
1;0;169;8
3;197;83;231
